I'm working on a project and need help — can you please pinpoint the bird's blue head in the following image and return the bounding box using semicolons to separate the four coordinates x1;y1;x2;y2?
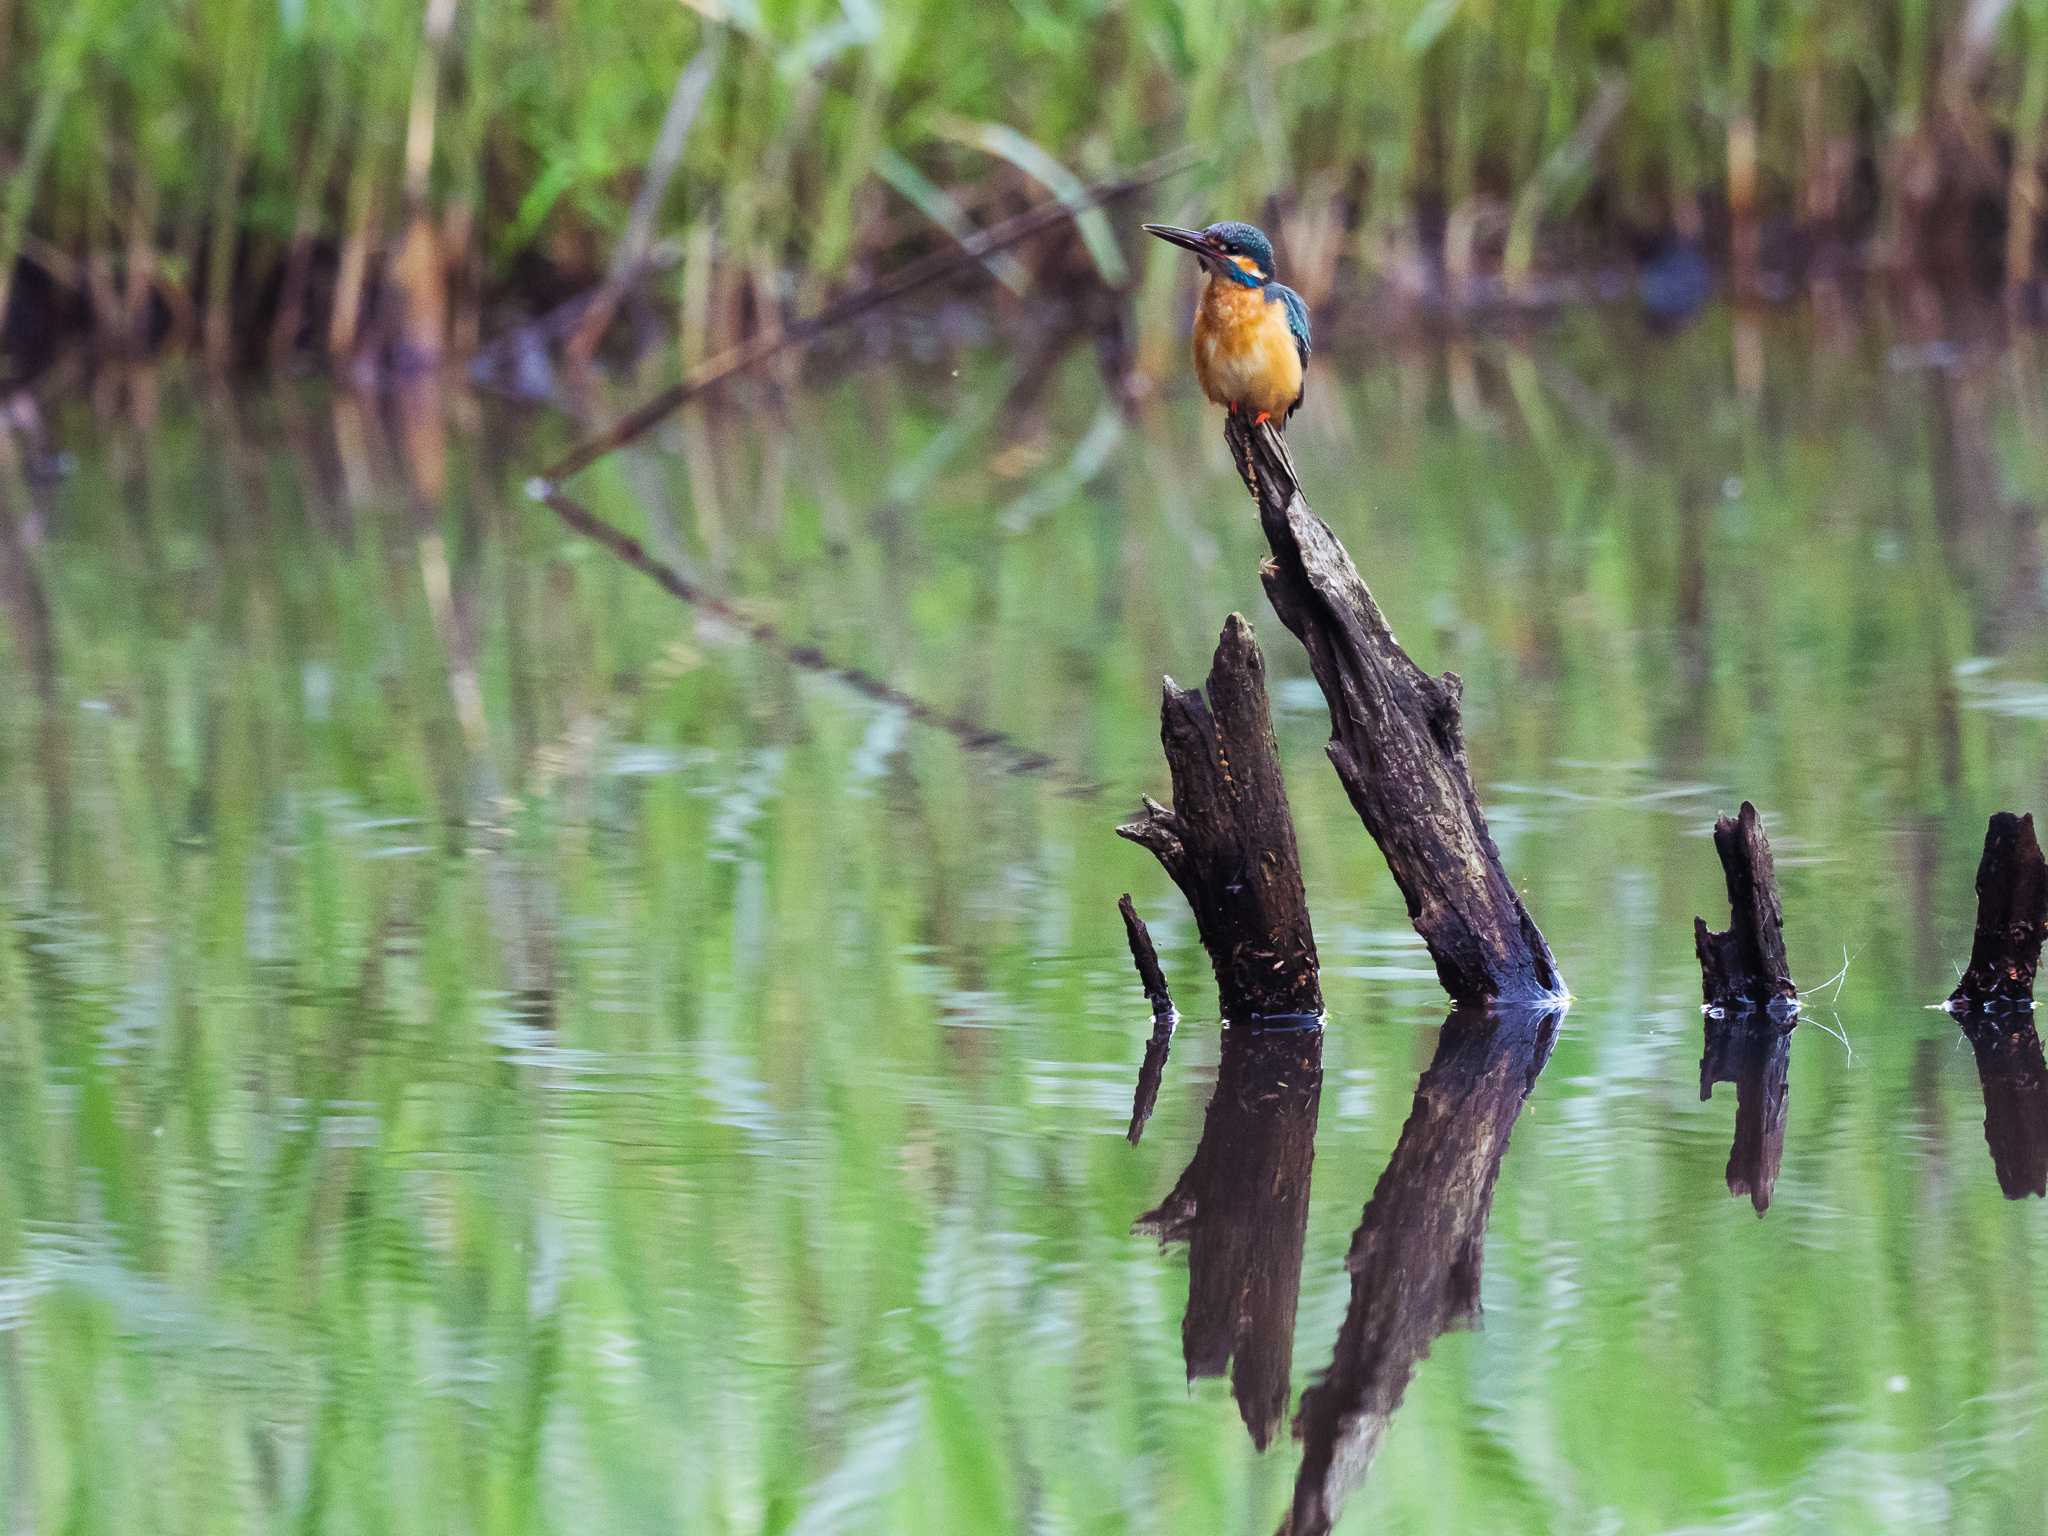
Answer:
1142;219;1276;287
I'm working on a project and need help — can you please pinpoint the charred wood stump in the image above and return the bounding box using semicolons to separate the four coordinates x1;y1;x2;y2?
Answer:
1118;613;1322;1025
1692;801;1798;1013
1135;1026;1323;1449
1282;1003;1561;1536
1223;418;1561;1006
1119;893;1178;1144
1950;811;2048;1012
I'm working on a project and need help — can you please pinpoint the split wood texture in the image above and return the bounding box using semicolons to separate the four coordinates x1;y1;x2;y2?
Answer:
1118;614;1322;1024
1223;417;1562;1006
1951;811;2048;1010
1692;800;1798;1011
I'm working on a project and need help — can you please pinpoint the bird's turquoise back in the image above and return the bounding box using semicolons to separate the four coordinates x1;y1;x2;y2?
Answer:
1271;283;1311;365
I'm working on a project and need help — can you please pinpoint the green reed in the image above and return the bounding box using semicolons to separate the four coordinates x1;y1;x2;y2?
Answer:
3;1;2048;352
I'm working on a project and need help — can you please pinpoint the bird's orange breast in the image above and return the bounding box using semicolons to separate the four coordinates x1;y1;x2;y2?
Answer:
1192;275;1303;420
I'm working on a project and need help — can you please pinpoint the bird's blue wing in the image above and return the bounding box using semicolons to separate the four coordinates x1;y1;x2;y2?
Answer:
1270;282;1310;416
1271;282;1311;365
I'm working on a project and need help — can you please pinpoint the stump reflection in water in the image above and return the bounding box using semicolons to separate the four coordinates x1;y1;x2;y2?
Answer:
1118;893;1178;1145
1135;1024;1323;1449
1283;1003;1562;1536
1961;1016;2048;1199
1699;1012;1796;1214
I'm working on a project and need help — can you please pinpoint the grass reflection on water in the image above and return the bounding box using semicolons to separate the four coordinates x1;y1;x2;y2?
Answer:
3;304;2048;1532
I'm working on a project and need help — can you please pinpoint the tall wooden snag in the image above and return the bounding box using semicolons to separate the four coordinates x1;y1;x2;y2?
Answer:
1118;613;1322;1024
1119;423;1578;1534
1223;419;1561;1005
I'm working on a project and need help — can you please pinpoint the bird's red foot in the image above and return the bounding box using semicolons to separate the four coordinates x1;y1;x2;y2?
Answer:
1252;410;1272;426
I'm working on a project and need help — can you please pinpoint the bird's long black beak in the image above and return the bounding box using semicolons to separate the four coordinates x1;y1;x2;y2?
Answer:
1142;223;1216;259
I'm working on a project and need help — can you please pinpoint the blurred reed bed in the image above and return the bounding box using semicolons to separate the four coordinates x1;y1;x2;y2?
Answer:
7;0;2048;373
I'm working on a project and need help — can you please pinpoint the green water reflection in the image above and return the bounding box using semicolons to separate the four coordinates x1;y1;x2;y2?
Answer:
4;303;2048;1533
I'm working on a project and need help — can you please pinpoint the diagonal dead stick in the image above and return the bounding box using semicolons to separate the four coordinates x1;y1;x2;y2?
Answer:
536;482;1094;790
533;147;1200;489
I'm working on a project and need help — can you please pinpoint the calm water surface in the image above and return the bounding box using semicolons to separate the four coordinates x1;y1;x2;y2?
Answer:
4;305;2048;1533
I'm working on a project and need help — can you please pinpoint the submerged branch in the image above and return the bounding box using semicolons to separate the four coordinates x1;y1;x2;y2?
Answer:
1118;892;1174;1018
1949;812;2048;1195
1692;801;1798;1213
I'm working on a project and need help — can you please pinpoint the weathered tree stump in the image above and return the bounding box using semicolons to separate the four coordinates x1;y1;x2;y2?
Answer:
1691;802;1797;1212
1699;1012;1793;1214
1960;1016;2048;1198
1118;613;1322;1024
1135;1026;1323;1449
1223;418;1561;1006
1950;811;2048;1011
1119;893;1178;1144
1282;1003;1561;1536
1692;801;1799;1013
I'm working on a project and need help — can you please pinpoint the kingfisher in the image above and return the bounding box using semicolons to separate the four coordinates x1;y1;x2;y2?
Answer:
1143;220;1310;426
